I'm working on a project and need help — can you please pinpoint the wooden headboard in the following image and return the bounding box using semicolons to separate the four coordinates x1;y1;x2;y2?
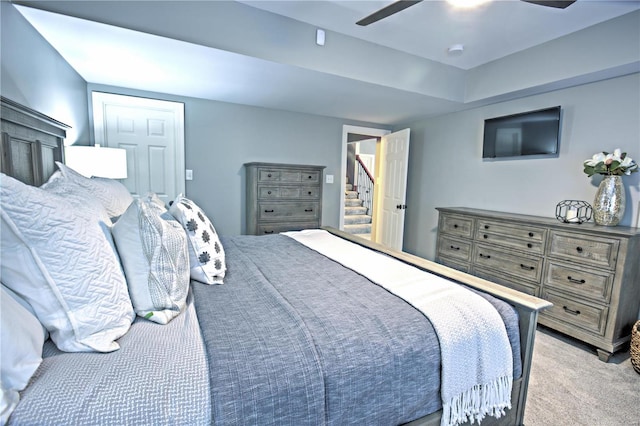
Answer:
0;96;69;186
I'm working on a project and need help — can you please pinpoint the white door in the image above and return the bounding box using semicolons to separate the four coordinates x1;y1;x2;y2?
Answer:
377;128;410;251
92;92;185;204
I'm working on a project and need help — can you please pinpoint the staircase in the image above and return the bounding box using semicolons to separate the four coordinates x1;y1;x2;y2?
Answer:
344;183;372;238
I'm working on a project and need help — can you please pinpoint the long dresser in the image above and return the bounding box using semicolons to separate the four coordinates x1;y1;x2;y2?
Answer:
245;162;325;235
435;207;640;361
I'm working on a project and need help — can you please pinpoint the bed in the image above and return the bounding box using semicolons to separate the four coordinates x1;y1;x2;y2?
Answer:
0;97;551;426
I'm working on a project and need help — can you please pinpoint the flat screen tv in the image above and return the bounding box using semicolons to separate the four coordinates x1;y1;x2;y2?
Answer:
482;106;561;159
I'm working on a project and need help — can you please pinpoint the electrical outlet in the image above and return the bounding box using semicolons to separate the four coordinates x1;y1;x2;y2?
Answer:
326;174;334;184
185;169;193;180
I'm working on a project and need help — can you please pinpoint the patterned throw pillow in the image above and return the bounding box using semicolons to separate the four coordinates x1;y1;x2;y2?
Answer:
169;195;226;284
112;199;190;324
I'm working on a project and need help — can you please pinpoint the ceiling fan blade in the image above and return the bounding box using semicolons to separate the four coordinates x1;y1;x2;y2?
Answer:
356;0;423;26
521;0;577;9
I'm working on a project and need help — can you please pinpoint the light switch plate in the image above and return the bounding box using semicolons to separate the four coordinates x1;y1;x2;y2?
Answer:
185;169;193;180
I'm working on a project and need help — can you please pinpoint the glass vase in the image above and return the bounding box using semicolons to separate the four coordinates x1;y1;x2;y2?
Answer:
593;175;625;226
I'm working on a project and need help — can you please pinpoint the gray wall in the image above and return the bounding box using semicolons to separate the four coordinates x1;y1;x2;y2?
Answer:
4;0;639;252
402;73;640;261
0;2;89;144
88;83;384;236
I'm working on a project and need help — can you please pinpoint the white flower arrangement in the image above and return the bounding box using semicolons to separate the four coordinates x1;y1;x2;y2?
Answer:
583;149;638;177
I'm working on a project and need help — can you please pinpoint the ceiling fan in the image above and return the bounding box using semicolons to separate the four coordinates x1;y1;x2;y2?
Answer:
356;0;577;26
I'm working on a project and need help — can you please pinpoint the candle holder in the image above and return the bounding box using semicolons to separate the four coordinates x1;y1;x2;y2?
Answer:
555;200;592;224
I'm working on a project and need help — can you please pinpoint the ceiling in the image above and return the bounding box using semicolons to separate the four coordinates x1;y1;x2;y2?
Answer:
13;0;640;125
239;0;638;70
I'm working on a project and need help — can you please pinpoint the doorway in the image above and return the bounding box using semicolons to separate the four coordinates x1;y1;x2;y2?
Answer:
340;126;390;233
345;137;378;239
340;125;410;250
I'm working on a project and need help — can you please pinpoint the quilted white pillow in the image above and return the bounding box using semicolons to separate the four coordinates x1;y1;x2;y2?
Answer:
169;195;226;284
112;199;190;324
55;161;133;220
0;285;46;424
41;170;113;226
0;174;134;353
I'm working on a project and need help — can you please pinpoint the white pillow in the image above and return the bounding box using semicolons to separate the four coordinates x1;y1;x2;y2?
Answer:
0;173;134;353
41;170;113;226
55;161;133;220
0;285;46;425
169;195;226;284
112;199;190;324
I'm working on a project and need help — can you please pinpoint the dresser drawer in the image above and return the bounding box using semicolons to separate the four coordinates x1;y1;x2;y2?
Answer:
548;231;619;269
259;186;299;198
257;221;319;235
544;261;613;303
258;169;295;182
473;244;543;282
437;257;470;273
437;235;472;262
541;290;608;336
258;168;320;183
300;186;321;198
477;219;546;243
476;230;545;255
439;214;474;238
258;202;320;221
259;185;320;199
472;266;538;296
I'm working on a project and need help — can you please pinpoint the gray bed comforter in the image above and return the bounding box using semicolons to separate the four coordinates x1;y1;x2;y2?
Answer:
9;234;520;426
192;235;521;426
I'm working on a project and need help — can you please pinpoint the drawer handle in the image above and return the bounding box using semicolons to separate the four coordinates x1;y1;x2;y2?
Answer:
264;209;275;213
307;175;313;179
567;276;586;284
484;225;490;230
305;208;313;212
528;232;534;237
479;253;491;259
308;191;312;195
527;243;533;248
563;306;581;316
520;264;534;271
267;173;272;178
449;245;460;251
264;230;274;234
483;234;488;239
453;224;459;228
576;246;583;253
268;191;272;195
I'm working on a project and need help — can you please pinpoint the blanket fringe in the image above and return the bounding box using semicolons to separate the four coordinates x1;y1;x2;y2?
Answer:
442;375;513;426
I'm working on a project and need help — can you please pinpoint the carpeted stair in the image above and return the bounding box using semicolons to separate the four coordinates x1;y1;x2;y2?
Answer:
344;183;372;237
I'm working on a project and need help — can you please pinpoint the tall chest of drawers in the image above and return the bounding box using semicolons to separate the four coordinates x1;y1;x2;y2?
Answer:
245;162;325;235
436;207;640;361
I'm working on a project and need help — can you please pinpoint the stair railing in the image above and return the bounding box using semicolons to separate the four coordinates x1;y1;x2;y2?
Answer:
355;155;374;215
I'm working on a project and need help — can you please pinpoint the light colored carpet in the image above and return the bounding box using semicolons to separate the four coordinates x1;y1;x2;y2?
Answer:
524;326;640;426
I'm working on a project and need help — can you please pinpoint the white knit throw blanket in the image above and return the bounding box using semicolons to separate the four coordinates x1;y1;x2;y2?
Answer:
284;230;513;426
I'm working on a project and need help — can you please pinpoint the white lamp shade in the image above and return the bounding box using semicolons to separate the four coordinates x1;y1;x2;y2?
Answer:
65;145;128;179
